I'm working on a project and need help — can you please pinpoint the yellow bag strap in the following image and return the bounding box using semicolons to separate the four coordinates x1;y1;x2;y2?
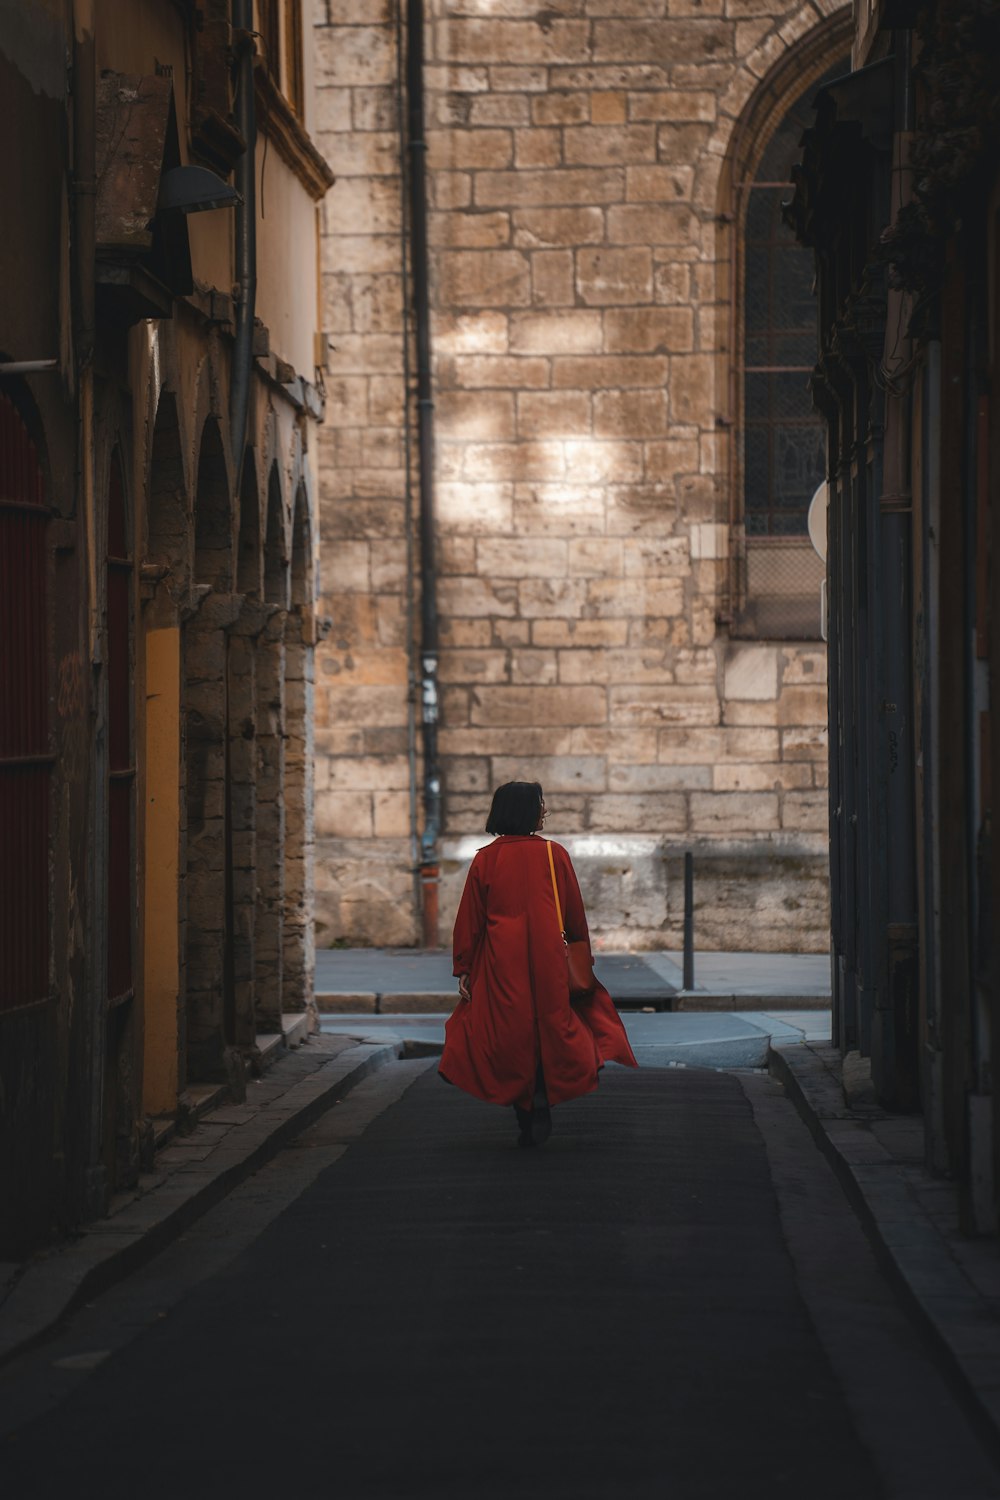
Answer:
545;839;566;939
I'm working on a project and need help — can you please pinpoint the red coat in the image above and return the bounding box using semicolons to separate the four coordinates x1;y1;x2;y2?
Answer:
439;835;638;1112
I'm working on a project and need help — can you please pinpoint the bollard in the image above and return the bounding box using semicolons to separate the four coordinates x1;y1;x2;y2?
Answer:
683;852;694;991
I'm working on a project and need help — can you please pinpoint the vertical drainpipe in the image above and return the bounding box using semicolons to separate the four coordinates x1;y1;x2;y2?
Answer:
230;0;256;487
405;0;441;948
73;0;106;1219
229;3;256;1047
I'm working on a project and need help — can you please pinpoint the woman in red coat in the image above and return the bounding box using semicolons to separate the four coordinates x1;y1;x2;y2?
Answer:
439;781;638;1147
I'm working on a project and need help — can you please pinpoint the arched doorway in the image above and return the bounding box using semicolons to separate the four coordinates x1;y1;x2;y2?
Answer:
103;448;139;1188
283;484;313;1015
142;390;187;1112
254;464;287;1034
184;416;235;1081
228;450;261;1047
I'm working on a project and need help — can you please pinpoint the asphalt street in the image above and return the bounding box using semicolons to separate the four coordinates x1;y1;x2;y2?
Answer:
2;1062;998;1500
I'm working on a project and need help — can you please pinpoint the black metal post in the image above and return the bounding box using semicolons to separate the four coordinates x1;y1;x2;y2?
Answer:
683;853;694;991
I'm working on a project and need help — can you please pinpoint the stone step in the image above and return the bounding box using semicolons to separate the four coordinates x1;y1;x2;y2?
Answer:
151;1080;227;1155
281;1011;310;1048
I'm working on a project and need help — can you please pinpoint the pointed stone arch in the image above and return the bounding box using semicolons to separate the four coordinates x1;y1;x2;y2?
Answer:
236;448;261;599
714;8;853;636
142;388;192;1114
145;389;188;590
282;483;314;1017
183;416;237;1081
264;460;288;608
254;462;288;1033
193;415;233;592
103;443;140;1191
228;448;263;1046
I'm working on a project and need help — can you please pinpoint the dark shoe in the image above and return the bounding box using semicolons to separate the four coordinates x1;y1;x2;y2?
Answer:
514;1104;534;1148
531;1102;552;1146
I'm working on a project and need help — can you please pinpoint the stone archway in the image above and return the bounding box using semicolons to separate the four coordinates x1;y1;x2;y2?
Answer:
142;390;188;1111
103;446;139;1191
282;485;314;1016
254;463;287;1034
184;415;236;1081
227;450;263;1049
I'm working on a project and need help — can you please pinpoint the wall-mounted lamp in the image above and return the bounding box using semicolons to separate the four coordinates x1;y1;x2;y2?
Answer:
159;165;242;214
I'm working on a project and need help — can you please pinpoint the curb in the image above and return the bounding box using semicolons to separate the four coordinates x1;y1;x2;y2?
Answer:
672;992;830;1011
770;1040;1000;1457
317;991;832;1015
0;1040;398;1370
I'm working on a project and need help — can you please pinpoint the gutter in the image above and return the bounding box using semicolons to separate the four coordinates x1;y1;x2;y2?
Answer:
71;0;108;1223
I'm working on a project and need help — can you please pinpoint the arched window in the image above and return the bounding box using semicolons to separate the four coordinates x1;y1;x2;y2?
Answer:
744;93;833;539
731;48;850;637
0;392;50;1009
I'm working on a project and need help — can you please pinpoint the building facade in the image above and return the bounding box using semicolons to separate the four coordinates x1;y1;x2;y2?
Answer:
0;0;330;1256
790;0;999;1229
313;0;848;952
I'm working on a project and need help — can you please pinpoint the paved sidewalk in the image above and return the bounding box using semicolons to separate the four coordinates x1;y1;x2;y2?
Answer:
772;1039;1000;1454
315;946;832;1011
0;1033;399;1368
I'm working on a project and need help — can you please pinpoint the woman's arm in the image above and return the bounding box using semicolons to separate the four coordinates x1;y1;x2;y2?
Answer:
556;844;592;950
453;853;487;977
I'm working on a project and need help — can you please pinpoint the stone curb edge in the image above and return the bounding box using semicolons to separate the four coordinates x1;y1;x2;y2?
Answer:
0;1041;399;1371
316;991;832;1014
769;1040;1000;1460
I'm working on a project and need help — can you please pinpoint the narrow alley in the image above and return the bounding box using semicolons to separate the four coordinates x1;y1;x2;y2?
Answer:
3;0;1000;1494
3;1057;999;1499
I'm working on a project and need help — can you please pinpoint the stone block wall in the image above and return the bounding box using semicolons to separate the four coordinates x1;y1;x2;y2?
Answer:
313;0;846;952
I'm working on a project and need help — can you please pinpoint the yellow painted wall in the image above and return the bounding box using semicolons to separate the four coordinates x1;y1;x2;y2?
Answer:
142;625;181;1115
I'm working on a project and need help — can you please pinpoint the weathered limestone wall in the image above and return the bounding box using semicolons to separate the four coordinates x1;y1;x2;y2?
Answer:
314;0;843;952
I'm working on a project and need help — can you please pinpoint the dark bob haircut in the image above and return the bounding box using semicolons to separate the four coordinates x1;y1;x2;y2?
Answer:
485;781;543;836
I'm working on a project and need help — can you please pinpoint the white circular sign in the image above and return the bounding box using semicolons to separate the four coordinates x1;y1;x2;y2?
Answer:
807;481;828;562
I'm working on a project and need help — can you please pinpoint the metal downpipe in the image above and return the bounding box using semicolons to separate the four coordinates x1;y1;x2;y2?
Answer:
405;0;441;947
230;0;256;485
73;0;106;1220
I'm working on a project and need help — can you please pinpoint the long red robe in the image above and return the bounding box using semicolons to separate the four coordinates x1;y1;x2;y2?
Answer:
439;835;637;1111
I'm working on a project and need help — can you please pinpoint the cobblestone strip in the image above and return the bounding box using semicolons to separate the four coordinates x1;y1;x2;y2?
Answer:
771;1040;1000;1453
0;1036;398;1368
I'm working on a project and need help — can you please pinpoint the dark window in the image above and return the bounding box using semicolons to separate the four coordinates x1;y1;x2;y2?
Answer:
0;393;50;1009
260;0;304;118
259;0;281;73
284;1;304;118
743;68;845;537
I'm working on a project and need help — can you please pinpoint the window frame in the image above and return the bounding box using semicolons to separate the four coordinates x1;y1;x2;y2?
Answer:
720;15;853;641
258;0;304;119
